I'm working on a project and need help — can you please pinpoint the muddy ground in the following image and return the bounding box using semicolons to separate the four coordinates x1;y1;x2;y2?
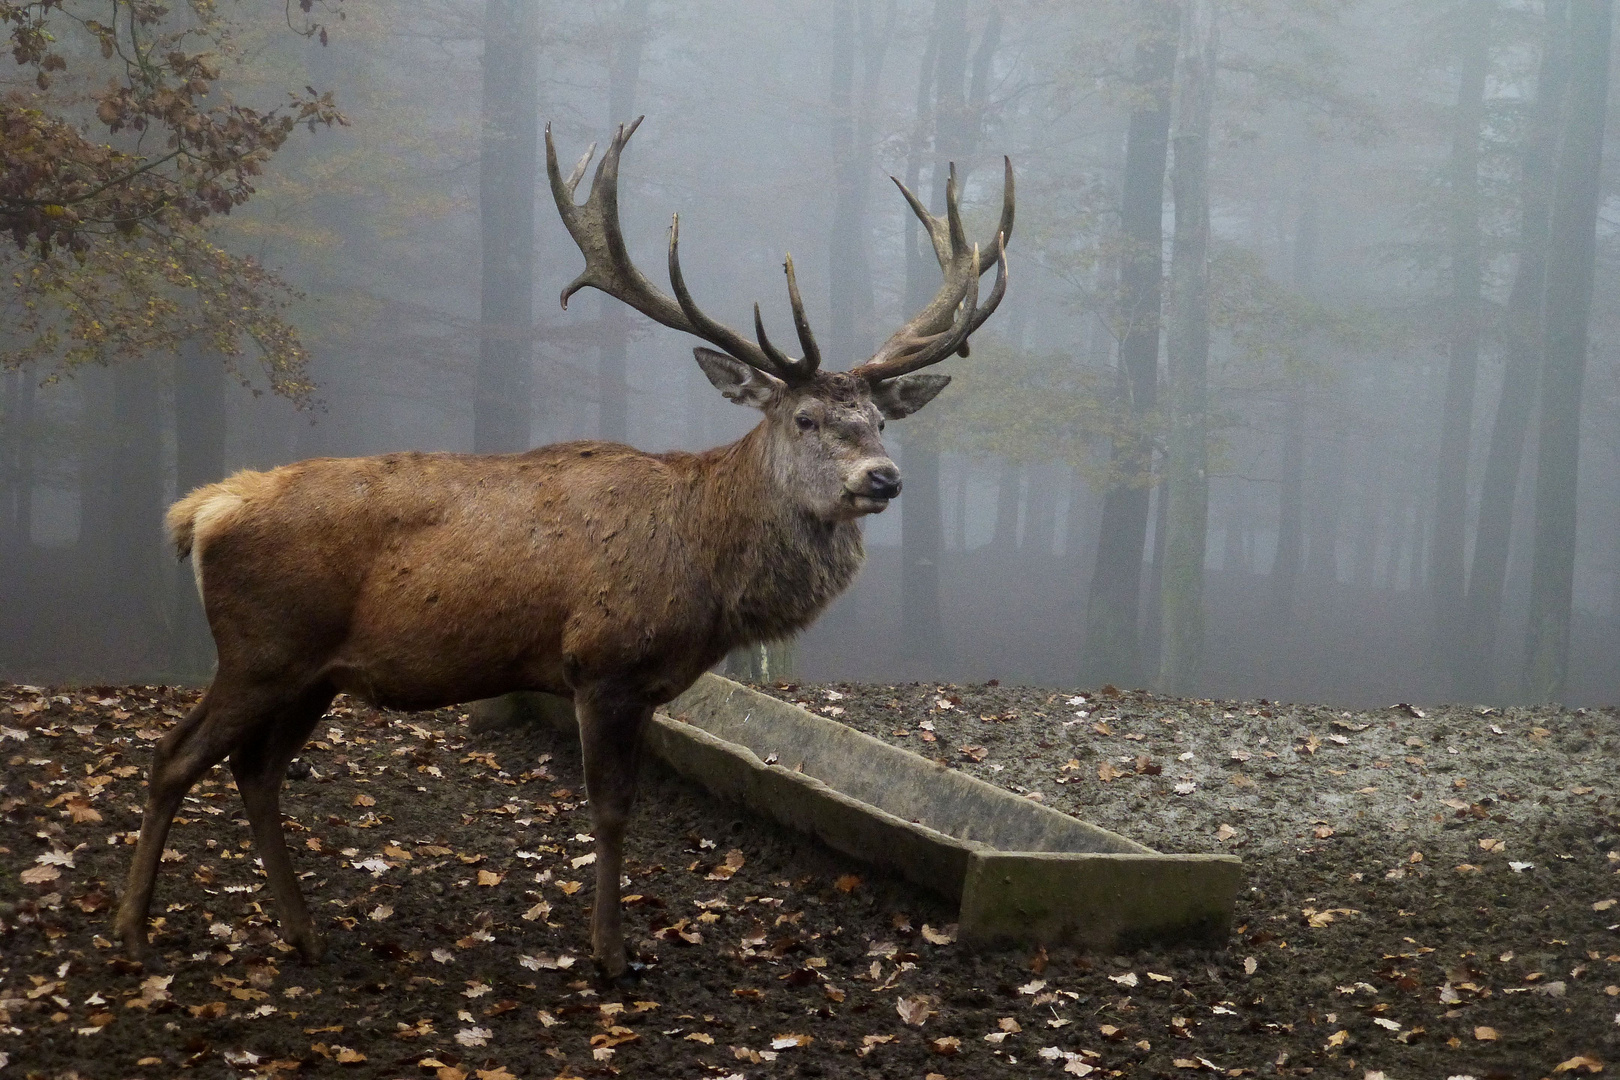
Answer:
1;679;1616;1080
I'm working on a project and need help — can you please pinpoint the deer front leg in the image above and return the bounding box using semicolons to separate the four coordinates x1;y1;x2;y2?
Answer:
116;694;229;957
574;686;651;980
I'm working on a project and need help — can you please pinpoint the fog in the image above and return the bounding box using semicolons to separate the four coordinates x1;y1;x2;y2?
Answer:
2;0;1618;707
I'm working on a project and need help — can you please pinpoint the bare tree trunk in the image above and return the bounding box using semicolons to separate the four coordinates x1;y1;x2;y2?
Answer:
1025;464;1060;555
993;464;1022;550
899;0;999;670
1432;0;1492;685
1;366;35;556
1080;0;1179;687
1270;132;1318;623
81;360;166;673
1459;0;1570;700
1159;0;1216;694
171;341;227;680
474;0;539;453
597;0;649;445
1524;0;1611;700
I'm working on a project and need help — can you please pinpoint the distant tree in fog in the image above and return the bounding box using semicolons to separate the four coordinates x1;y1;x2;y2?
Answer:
1524;0;1612;700
475;0;540;453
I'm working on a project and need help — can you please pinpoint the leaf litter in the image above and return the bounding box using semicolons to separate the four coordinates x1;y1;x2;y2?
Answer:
0;680;1614;1078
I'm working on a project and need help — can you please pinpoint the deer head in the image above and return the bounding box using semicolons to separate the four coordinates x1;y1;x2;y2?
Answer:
546;117;1012;522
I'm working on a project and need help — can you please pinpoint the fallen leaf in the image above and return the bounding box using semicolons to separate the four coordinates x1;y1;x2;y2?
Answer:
707;849;746;881
928;1036;961;1055
921;923;956;945
1473;1026;1498;1041
1553;1058;1604;1075
770;1033;812;1049
685;1032;714;1045
833;874;861;893
1108;972;1138;988
897;996;934;1026
20;864;60;885
476;869;504;887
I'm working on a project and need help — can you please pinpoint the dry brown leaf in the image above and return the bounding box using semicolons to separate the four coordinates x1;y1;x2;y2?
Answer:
897;995;934;1026
685;1032;714;1045
475;870;504;887
352;794;375;808
928;1036;961;1055
1473;1026;1499;1041
1553;1056;1605;1074
833;874;861;893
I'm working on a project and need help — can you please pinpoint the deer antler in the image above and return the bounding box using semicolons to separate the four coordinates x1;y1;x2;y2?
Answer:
849;158;1013;384
547;117;821;383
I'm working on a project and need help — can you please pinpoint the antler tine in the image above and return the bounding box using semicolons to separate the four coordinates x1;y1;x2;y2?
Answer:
848;158;1014;384
989;156;1015;259
852;244;984;383
751;301;797;376
944;164;969;260
966;231;1009;337
782;254;822;377
548;118;824;383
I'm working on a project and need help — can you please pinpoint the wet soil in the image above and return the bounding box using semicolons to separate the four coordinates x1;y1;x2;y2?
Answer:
1;680;1617;1080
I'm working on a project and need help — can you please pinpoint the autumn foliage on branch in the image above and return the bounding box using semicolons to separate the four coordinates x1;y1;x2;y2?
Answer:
0;1;343;396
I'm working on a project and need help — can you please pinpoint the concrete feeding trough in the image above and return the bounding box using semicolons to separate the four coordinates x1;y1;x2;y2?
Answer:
488;674;1241;952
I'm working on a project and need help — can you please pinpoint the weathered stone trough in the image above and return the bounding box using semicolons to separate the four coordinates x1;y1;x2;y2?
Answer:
492;674;1241;952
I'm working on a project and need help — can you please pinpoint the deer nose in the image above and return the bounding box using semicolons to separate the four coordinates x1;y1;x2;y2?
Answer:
865;464;901;500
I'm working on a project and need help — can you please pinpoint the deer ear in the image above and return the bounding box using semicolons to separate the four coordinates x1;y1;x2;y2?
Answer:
694;347;784;409
869;373;951;419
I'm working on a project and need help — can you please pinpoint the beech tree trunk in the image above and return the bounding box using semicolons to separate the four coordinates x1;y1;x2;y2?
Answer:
1;366;34;557
597;0;649;445
1431;0;1492;683
1458;0;1570;700
1159;0;1216;694
899;0;998;669
1524;0;1611;700
1270;133;1318;623
474;0;539;453
1080;0;1179;687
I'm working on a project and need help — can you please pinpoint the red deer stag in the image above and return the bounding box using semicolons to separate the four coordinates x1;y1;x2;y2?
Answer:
116;117;1011;979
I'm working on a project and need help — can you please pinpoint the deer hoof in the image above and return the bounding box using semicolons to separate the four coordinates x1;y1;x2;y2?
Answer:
593;958;646;990
293;933;328;965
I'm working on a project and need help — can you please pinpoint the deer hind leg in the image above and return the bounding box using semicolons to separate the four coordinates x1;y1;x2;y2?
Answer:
575;685;653;980
229;690;332;963
115;689;238;957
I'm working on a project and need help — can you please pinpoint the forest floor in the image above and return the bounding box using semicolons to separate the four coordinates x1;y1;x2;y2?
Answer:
1;680;1617;1080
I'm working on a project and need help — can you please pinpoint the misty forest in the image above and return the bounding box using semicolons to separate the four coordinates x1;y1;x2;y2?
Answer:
3;0;1620;705
7;5;1620;1080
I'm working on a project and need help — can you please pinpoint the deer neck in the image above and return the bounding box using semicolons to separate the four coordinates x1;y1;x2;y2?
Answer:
691;422;864;649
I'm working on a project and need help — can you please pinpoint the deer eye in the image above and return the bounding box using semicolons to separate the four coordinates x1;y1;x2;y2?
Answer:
795;414;818;432
878;418;886;432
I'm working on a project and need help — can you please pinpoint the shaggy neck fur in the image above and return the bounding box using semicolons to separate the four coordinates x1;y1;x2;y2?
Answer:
682;422;865;651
